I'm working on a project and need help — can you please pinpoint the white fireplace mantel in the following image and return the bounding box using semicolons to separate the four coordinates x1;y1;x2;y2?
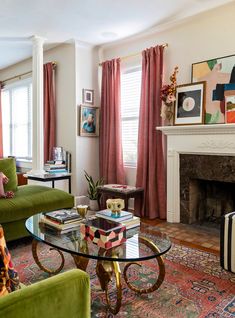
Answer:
156;124;235;223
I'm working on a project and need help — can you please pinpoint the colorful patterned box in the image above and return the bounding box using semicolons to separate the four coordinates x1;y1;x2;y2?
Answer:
80;218;126;249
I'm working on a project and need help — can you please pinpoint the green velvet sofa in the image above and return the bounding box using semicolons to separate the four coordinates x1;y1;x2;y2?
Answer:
0;269;90;318
0;158;74;241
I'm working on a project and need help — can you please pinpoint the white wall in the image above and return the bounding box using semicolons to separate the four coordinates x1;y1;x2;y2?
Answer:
99;1;235;185
75;43;100;195
0;42;77;193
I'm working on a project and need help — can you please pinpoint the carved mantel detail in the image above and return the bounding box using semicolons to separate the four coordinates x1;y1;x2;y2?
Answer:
199;139;235;150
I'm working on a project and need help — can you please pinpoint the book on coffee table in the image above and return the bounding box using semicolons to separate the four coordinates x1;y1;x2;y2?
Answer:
44;209;81;224
95;209;133;222
40;216;83;231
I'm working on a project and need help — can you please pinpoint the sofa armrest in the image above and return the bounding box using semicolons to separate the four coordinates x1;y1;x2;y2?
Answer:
0;269;90;318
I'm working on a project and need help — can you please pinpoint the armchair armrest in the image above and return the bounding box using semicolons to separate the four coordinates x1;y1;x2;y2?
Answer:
0;269;90;318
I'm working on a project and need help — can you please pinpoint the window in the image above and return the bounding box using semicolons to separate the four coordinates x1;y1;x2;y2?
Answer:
2;78;32;160
121;67;141;166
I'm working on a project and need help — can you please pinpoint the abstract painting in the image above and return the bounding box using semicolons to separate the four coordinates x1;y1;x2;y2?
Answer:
192;54;235;124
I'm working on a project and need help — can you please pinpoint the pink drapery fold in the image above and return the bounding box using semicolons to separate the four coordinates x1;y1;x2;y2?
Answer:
99;58;125;184
44;63;56;162
0;84;3;158
135;46;166;219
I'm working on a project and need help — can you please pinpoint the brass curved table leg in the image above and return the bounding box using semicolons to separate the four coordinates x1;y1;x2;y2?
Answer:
72;254;89;271
123;236;165;294
96;260;122;315
32;239;65;274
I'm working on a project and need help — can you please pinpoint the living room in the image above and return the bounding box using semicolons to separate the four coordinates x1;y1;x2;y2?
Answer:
0;1;235;317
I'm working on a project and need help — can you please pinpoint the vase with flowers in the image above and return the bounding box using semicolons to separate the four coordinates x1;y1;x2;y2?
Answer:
160;66;179;123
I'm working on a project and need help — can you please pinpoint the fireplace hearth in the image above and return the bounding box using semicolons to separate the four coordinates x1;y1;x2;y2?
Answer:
157;124;235;223
180;154;235;225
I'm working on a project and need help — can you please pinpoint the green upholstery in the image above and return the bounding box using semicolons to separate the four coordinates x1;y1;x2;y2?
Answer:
0;158;18;192
0;269;90;318
0;185;74;223
0;158;74;241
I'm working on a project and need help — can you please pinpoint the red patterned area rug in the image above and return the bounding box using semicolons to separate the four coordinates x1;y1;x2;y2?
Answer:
9;238;235;318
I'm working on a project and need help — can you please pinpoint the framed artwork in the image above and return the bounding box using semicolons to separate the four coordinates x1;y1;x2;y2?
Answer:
192;54;235;124
82;89;94;105
174;82;206;125
79;105;99;137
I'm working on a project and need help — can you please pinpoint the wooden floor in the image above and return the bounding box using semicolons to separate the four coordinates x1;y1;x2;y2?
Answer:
142;218;220;255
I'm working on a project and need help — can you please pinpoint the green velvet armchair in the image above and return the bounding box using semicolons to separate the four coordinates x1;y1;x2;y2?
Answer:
0;269;90;318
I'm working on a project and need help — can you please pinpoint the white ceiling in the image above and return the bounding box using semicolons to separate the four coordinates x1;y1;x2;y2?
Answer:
0;0;233;69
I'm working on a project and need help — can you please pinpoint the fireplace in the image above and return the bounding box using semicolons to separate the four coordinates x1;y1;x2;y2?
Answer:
157;124;235;223
180;154;235;225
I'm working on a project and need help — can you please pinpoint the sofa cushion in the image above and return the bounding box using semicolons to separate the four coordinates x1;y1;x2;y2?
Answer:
0;185;74;223
0;225;20;296
0;159;18;192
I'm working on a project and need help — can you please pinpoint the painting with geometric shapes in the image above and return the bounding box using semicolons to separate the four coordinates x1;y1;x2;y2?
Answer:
192;54;235;124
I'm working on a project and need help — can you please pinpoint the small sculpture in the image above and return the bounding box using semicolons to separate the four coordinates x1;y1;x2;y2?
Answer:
106;198;125;216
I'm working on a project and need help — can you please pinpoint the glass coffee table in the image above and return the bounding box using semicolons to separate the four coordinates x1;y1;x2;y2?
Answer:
25;214;171;315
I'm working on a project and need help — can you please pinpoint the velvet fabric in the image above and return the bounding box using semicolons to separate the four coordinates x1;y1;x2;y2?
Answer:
135;46;166;219
0;84;3;158
100;58;125;184
0;269;90;318
44;63;56;162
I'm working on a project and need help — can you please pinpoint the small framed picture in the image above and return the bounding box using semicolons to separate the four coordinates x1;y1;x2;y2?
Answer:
174;81;206;125
82;89;94;105
79;105;99;137
225;94;235;123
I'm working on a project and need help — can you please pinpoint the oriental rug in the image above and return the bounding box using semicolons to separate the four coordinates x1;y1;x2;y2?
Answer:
9;238;235;318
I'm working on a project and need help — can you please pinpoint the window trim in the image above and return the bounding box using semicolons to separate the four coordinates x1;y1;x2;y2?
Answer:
2;77;32;160
121;65;141;168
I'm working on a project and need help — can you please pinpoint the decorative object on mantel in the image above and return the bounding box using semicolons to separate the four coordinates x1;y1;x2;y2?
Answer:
160;66;178;122
192;54;235;124
225;85;235;123
82;88;94;105
79;105;99;137
174;81;206;125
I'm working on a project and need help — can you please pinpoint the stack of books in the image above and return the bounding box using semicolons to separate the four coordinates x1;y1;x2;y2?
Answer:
44;162;67;174
40;209;83;233
95;209;140;229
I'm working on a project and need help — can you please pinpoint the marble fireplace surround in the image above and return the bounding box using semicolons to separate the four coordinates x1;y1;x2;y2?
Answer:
157;124;235;223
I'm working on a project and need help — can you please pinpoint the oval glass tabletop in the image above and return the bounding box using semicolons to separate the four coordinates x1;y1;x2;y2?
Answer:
25;214;171;262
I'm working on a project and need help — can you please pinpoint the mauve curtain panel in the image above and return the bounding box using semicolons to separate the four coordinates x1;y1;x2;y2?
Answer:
44;62;56;162
100;58;125;184
135;46;166;219
0;84;3;158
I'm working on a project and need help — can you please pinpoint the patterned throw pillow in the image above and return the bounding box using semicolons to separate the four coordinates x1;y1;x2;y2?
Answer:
0;172;15;199
0;225;20;297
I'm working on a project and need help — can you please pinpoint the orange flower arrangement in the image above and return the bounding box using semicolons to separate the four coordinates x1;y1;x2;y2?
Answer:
161;66;179;121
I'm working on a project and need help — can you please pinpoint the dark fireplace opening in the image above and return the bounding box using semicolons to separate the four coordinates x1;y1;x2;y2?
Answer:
189;179;235;227
180;154;235;227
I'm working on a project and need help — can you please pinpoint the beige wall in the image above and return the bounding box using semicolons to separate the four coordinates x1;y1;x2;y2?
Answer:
99;1;235;185
0;42;77;193
75;43;100;195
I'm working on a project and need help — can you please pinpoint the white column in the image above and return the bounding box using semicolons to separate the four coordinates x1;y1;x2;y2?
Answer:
29;35;45;175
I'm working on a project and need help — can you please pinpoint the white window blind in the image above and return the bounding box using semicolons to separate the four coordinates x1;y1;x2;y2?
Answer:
121;67;141;166
2;78;32;160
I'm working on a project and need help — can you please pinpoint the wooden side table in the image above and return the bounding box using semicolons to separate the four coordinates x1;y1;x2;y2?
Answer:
97;185;144;213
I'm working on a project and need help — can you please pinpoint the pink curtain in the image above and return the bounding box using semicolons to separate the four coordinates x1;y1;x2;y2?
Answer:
0;84;3;158
100;58;125;184
135;46;166;219
44;63;56;162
